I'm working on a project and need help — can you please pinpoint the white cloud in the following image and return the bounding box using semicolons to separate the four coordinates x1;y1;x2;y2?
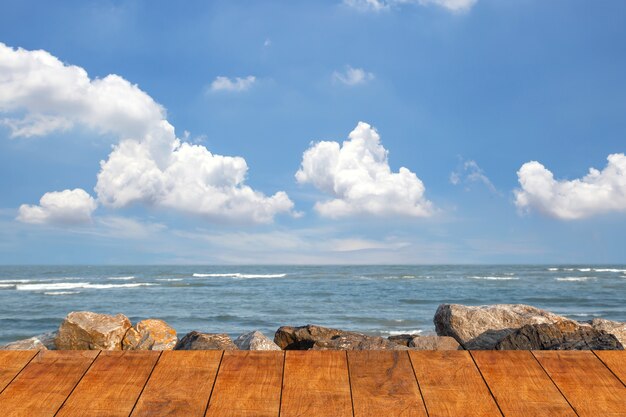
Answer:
210;75;256;92
0;43;293;224
514;153;626;220
17;189;97;225
343;0;477;12
332;66;374;86
296;122;434;218
450;159;498;194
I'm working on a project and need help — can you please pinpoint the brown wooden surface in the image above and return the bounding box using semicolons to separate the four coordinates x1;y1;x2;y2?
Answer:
0;350;625;416
409;350;502;417
0;350;98;417
56;350;160;417
595;350;626;387
131;350;223;417
281;350;353;417
0;350;36;392
471;350;577;417
348;350;428;417
206;351;284;417
534;350;626;417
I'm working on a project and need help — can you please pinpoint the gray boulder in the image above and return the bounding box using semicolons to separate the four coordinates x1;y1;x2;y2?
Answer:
174;331;238;350
1;332;57;350
274;324;355;350
589;318;626;347
495;321;624;350
408;335;462;350
434;304;569;349
55;311;131;350
235;331;281;350
388;334;421;347
312;334;408;350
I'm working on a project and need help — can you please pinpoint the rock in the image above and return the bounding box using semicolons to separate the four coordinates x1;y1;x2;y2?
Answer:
55;311;131;350
589;318;626;347
408;335;461;350
1;332;57;350
388;334;420;347
235;331;281;351
274;325;355;350
312;334;408;350
122;319;178;351
434;304;569;350
495;321;624;350
174;331;238;350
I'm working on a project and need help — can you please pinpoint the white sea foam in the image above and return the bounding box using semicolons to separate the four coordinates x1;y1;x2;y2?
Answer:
468;276;519;281
0;284;15;288
107;276;135;280
547;268;559;271
156;278;183;281
0;279;36;283
44;291;81;295
594;268;626;273
380;329;424;336
578;268;592;272
16;282;156;291
192;273;287;279
555;277;596;282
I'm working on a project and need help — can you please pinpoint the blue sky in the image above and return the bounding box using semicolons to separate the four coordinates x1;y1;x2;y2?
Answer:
0;0;625;264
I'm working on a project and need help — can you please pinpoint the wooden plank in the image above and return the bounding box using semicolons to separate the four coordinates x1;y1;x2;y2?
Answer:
471;350;577;417
131;350;222;417
534;350;626;417
595;350;626;387
281;350;352;417
206;351;283;417
0;350;98;417
56;350;160;417
348;350;427;417
0;350;37;392
409;350;502;417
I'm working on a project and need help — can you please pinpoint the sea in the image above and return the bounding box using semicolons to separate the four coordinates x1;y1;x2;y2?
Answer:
1;265;625;345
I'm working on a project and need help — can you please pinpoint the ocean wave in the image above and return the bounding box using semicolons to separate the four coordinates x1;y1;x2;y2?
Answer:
16;282;156;291
567;313;601;317
594;268;626;273
156;278;183;281
468;276;519;281
379;329;423;336
547;268;559;271
578;268;592;272
44;291;81;296
0;284;15;288
192;273;287;279
107;276;135;280
0;279;37;283
555;277;596;282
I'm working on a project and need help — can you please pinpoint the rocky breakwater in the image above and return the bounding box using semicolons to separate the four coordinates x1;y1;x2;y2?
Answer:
434;303;625;350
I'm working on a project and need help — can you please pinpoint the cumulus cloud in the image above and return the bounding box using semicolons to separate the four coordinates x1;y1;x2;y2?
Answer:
296;122;434;218
210;75;256;92
17;189;97;225
0;43;293;224
450;159;498;194
343;0;477;12
332;66;374;86
514;153;626;220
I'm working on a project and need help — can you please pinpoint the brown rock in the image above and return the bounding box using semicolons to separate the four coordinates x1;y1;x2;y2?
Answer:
388;334;420;347
495;321;624;350
312;334;408;350
234;331;281;350
274;324;355;350
434;304;569;350
409;335;461;350
1;332;57;350
55;311;131;350
174;331;238;350
589;318;626;347
122;319;178;350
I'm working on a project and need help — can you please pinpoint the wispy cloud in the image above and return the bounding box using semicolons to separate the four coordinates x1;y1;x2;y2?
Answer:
343;0;478;13
332;66;374;86
450;158;498;194
209;75;256;92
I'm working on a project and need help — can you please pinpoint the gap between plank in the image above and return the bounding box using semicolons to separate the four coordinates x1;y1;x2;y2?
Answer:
529;351;581;417
344;351;356;417
591;350;626;389
202;350;225;417
277;350;286;417
0;350;38;397
406;351;431;417
468;351;505;417
128;351;163;417
53;350;102;417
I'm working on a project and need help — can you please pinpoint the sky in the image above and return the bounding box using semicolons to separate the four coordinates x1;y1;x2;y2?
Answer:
0;0;625;264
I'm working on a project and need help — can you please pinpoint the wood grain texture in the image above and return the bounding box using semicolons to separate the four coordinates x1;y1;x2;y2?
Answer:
0;350;98;417
205;351;283;417
409;350;502;417
595;350;626;387
131;350;222;417
471;350;577;417
534;350;626;417
348;350;427;417
56;350;160;417
0;350;36;393
281;350;352;417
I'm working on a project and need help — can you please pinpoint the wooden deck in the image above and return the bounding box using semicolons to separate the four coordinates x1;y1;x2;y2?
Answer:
0;350;625;416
